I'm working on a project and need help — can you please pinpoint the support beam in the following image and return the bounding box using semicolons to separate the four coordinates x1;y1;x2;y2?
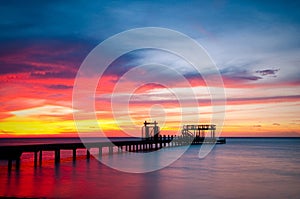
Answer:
99;147;102;157
34;151;38;167
8;159;12;171
73;148;76;161
159;136;163;148
86;149;90;159
109;146;113;155
39;150;42;166
16;158;20;170
55;149;60;164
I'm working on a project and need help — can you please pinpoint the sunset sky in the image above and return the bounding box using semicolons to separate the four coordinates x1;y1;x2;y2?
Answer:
0;0;299;137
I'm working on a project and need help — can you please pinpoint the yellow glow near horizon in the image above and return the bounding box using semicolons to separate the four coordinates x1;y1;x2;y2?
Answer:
0;96;299;137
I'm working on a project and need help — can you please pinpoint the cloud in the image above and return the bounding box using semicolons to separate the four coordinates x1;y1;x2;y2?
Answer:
11;105;74;118
256;69;280;77
219;66;283;87
47;84;73;90
0;38;93;80
30;71;76;79
221;66;262;81
273;123;280;126
226;95;300;105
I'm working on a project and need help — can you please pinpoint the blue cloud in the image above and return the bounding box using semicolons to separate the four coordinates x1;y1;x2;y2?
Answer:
0;0;299;82
1;0;299;40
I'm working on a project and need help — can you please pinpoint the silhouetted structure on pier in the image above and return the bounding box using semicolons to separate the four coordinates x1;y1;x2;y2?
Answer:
142;120;160;141
182;124;216;138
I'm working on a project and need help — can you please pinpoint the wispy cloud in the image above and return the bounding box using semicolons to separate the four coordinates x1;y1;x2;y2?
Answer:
47;84;73;90
256;69;280;77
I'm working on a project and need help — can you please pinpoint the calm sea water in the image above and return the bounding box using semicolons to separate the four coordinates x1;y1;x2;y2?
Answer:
0;138;299;199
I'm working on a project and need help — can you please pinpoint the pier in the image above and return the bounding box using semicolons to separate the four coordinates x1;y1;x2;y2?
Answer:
0;121;225;170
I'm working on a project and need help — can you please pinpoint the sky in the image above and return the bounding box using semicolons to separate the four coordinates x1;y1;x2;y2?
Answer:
0;0;299;137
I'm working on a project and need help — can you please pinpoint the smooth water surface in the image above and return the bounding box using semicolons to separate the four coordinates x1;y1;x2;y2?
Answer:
0;138;299;198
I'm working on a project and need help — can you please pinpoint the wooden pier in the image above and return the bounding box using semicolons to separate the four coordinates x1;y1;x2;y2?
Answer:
0;122;225;170
0;136;225;170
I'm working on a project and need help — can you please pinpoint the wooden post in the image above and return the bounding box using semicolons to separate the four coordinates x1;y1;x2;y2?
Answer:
109;146;113;155
86;149;90;159
16;158;20;170
180;135;182;146
8;159;12;171
73;148;76;161
159;135;162;148
34;151;38;167
55;149;60;164
39;150;43;166
99;147;102;157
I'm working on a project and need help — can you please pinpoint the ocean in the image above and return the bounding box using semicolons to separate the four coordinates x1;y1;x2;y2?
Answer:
0;138;299;199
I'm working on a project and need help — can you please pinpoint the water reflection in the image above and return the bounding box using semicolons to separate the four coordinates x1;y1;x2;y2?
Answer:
1;139;300;198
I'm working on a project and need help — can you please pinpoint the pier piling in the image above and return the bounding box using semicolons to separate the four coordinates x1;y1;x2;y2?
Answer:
72;149;76;161
99;147;102;158
34;151;38;167
86;149;90;159
39;151;42;166
16;158;20;170
109;146;113;155
55;149;60;164
8;159;12;171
